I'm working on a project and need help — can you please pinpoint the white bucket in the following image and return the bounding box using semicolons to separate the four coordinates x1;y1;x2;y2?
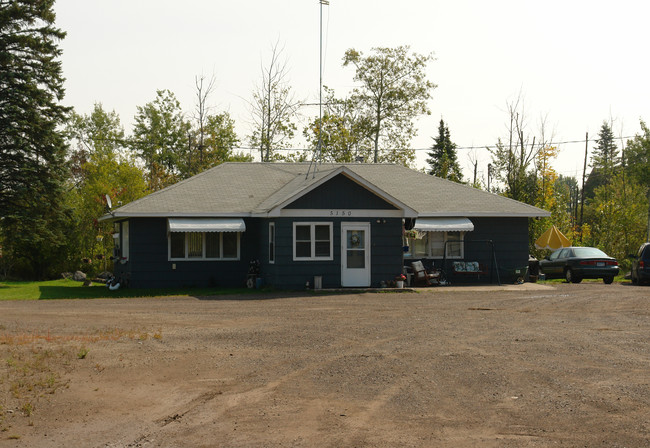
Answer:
314;276;323;289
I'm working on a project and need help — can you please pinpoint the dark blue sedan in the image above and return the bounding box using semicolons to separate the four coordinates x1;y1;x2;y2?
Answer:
539;247;619;284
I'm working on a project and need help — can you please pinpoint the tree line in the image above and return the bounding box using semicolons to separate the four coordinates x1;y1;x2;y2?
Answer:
1;0;649;280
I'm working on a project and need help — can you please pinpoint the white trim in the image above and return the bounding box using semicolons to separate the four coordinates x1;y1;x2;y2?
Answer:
122;221;129;260
292;222;334;261
273;209;405;218
417;211;550;218
341;222;371;287
103;212;251;220
268;222;275;264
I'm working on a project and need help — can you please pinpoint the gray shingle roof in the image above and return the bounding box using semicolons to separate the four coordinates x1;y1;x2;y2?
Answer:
107;162;549;218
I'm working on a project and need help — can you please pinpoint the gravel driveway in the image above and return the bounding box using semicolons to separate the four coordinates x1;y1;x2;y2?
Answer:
1;282;648;447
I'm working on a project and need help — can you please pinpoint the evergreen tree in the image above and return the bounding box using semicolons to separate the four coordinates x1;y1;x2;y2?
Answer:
585;121;620;198
624;120;650;191
0;0;72;279
427;119;463;183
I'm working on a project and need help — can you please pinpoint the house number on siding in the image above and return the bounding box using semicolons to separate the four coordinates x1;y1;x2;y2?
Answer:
330;210;353;216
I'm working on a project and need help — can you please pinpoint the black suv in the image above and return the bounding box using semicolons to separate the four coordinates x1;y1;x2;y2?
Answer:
631;242;650;285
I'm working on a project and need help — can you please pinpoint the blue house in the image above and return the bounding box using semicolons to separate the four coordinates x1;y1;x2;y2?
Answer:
102;163;549;289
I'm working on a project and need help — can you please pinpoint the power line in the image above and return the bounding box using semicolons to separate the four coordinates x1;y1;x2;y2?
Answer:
77;135;638;153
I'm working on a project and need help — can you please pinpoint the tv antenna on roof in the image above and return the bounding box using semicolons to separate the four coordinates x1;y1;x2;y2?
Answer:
306;0;329;179
105;194;113;214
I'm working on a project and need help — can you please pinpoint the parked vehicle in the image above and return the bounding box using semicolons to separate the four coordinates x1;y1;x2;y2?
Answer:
539;247;619;284
631;242;650;285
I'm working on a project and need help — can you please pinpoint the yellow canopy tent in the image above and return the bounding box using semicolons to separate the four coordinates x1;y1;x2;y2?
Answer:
535;225;571;250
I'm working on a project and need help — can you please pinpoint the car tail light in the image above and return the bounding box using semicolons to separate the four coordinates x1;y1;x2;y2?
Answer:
579;260;618;266
641;261;645;269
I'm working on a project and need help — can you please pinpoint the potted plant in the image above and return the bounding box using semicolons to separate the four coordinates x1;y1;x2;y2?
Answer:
395;273;406;288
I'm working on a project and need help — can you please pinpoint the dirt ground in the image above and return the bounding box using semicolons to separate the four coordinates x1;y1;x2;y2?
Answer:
0;282;649;447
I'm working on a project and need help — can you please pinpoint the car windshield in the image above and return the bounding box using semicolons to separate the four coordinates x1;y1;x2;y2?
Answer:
573;247;608;258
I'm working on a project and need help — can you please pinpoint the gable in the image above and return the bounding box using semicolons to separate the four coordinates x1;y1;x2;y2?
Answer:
283;174;399;210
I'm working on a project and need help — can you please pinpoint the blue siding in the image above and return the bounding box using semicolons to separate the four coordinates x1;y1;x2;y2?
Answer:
265;217;403;289
406;217;530;284
117;216;404;290
118;216;530;289
285;174;398;210
116;218;254;289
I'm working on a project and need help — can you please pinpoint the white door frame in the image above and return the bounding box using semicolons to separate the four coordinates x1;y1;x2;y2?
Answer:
341;222;371;287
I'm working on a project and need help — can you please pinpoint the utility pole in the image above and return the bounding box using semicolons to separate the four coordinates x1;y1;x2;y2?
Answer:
579;132;588;242
473;161;477;186
487;163;492;193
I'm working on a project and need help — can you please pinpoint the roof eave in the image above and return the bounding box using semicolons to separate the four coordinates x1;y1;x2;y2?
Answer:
417;211;551;218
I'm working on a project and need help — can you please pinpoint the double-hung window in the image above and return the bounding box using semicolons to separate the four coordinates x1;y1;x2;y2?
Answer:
406;231;465;259
169;232;240;260
293;222;333;261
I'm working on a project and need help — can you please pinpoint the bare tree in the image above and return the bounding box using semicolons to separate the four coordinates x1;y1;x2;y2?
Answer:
247;41;300;162
192;74;217;168
489;93;551;203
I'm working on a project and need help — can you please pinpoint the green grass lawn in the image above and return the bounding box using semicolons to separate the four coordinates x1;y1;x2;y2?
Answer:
537;273;628;284
0;278;263;301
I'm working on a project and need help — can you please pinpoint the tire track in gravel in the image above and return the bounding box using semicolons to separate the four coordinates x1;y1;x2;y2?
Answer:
121;334;406;446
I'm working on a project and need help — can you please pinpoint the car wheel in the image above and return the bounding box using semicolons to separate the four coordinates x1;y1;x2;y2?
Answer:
603;276;614;284
565;268;582;284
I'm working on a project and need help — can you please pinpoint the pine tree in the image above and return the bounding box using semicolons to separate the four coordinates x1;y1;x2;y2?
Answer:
585;121;620;198
427;119;463;183
0;0;72;278
591;121;620;175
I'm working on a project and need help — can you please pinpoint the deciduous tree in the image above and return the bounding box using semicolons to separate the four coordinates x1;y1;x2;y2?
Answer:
303;87;373;163
488;95;550;203
247;42;299;162
342;46;435;165
65;104;148;269
131;89;189;190
183;75;248;176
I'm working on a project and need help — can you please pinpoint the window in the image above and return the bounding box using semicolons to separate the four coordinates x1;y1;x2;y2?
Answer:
122;221;129;260
169;232;240;260
269;223;275;264
293;222;333;260
406;231;465;259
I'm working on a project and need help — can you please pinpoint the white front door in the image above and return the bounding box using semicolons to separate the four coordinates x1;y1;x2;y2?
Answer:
341;222;371;287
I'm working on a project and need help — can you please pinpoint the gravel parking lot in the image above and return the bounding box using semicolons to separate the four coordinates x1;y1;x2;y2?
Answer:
1;282;648;447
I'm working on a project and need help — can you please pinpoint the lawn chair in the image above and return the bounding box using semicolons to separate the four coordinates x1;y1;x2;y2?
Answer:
411;260;441;286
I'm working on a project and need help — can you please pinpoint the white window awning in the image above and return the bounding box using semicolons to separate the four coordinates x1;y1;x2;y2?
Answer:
413;217;474;232
167;218;246;233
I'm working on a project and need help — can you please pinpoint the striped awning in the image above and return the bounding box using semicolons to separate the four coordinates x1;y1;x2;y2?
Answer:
413;217;474;232
167;218;246;233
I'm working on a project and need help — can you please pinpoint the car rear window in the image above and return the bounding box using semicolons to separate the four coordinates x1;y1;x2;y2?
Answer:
642;245;650;260
573;247;608;258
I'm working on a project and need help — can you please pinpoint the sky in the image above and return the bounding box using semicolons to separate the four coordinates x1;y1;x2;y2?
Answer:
54;0;649;184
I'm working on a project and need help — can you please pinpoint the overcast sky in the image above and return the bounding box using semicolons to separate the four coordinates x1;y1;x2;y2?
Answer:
54;0;649;183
